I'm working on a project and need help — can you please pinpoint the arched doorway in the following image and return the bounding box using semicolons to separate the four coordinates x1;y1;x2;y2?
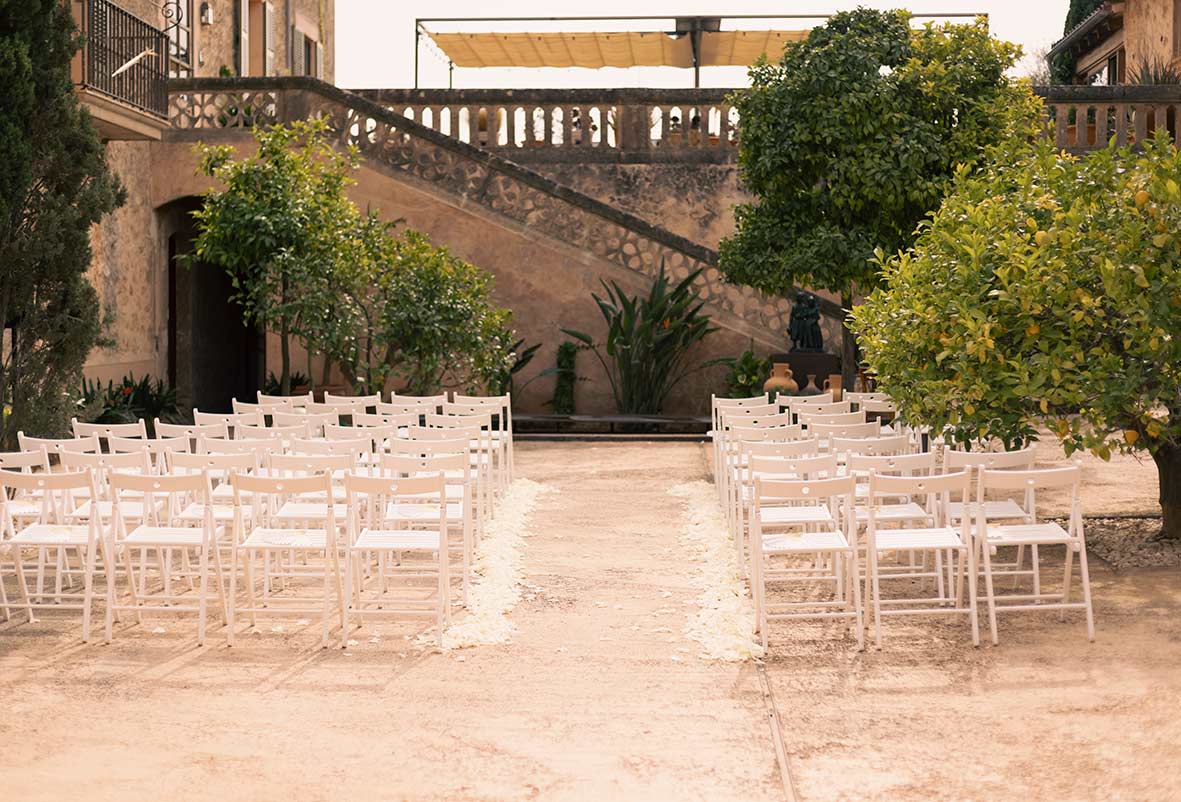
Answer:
160;197;262;412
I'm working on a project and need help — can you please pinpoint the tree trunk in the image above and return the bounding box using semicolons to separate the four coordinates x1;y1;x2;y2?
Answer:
840;291;856;389
279;317;291;395
1152;443;1181;540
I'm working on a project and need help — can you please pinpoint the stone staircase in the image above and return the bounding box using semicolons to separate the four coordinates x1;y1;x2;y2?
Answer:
168;77;843;350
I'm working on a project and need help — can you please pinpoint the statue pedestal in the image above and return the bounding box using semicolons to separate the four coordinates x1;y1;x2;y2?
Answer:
773;352;840;394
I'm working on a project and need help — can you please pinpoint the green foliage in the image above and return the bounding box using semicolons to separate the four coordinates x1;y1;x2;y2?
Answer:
563;265;719;415
191;123;515;398
551;341;580;415
0;1;125;446
719;10;1040;302
1129;59;1181;85
189;119;360;394
850;133;1181;533
324;222;515;396
77;374;181;431
489;339;542;397
721;349;772;398
1050;0;1105;84
262;371;310;396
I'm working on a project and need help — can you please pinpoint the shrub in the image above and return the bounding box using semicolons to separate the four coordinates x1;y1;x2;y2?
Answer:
563;264;719;415
721;350;772;398
76;374;182;433
851;133;1181;539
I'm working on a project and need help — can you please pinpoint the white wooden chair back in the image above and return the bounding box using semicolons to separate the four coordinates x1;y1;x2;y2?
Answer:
71;418;148;441
831;434;910;458
19;432;100;457
154;420;229;440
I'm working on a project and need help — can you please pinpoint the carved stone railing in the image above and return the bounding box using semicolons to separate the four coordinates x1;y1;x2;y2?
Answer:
351;88;738;164
1035;85;1181;153
167;77;844;344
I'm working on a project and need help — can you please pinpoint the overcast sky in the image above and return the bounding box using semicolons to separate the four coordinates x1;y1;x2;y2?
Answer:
336;1;1070;89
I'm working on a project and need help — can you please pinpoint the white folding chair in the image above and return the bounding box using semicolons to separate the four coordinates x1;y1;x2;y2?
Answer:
18;432;101;457
227;471;343;647
270;409;338;438
59;450;157;526
451;393;514;484
257;391;314;409
750;475;863;649
72;418;147;447
169;450;260;525
154;419;229;442
194;409;263;431
864;470;978;648
976;466;1094;644
341;471;449;647
380;451;475;603
109;434;191;472
105;471;226;644
0;469;107;641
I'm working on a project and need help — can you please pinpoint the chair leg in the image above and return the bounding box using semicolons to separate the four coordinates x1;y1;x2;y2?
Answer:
1077;543;1095;642
966;545;980;647
197;544;210;646
226;547;238;647
81;544;97;644
1060;544;1075;622
849;549;865;651
341;551;353;649
980;541;999;646
870;548;883;649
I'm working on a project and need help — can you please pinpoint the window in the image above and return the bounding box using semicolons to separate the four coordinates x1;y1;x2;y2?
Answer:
165;0;194;77
292;26;323;78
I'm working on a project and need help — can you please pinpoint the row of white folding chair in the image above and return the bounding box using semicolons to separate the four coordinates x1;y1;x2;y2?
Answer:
709;394;770;491
0;467;454;647
749;464;1092;648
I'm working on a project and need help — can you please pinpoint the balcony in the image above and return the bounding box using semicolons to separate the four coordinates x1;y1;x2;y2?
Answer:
1037;85;1181;153
71;0;170;141
352;89;738;164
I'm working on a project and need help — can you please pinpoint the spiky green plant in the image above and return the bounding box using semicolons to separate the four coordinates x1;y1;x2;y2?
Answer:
563;264;719;414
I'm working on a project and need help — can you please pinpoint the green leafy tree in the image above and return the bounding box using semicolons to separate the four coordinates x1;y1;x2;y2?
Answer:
189;119;359;394
321;218;515;395
719;9;1041;384
0;0;125;446
851;133;1181;540
1049;0;1105;85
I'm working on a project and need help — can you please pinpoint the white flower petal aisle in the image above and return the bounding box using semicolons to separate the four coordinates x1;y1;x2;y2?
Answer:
669;481;764;661
438;479;553;650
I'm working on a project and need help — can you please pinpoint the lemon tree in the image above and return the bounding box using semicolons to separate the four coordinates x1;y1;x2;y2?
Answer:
851;132;1181;539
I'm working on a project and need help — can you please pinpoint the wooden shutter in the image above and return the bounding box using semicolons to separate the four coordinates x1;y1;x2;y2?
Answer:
264;1;275;75
315;41;323;80
291;26;304;75
238;0;249;76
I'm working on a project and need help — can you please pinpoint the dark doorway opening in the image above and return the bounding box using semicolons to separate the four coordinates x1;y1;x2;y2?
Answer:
163;197;262;412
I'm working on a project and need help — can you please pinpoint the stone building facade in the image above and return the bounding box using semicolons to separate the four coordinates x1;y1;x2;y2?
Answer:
1051;0;1180;84
81;0;334;409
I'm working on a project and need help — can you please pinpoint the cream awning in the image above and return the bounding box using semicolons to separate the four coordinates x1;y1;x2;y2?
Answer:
428;29;808;69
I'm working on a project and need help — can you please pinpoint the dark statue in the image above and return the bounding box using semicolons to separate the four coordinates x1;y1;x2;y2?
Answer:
788;291;823;352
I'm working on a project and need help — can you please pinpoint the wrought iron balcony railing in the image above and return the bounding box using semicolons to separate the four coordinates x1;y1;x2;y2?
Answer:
74;0;169;119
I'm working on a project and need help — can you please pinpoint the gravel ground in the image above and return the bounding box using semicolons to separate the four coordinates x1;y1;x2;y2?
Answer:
1080;516;1181;570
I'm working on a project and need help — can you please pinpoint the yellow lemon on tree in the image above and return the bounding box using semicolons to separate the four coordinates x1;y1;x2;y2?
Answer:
1034;230;1049;247
1124;429;1139;445
1135;189;1150;207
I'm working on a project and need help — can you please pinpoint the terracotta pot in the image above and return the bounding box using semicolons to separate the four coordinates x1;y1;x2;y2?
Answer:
823;374;842;401
763;363;798;396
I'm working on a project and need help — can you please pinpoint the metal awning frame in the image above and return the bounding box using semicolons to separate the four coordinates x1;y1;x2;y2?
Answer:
413;12;987;89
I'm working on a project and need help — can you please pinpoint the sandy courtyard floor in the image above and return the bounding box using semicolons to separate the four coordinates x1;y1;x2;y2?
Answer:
1;441;1178;801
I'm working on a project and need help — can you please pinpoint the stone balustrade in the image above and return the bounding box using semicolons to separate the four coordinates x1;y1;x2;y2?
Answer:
351;88;738;163
1037;85;1181;153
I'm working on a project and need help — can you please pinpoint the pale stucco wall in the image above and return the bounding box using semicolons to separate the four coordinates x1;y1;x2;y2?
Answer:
1124;0;1176;70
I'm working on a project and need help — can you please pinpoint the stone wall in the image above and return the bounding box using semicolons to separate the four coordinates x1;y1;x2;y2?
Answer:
529;162;746;252
1124;0;1176;70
